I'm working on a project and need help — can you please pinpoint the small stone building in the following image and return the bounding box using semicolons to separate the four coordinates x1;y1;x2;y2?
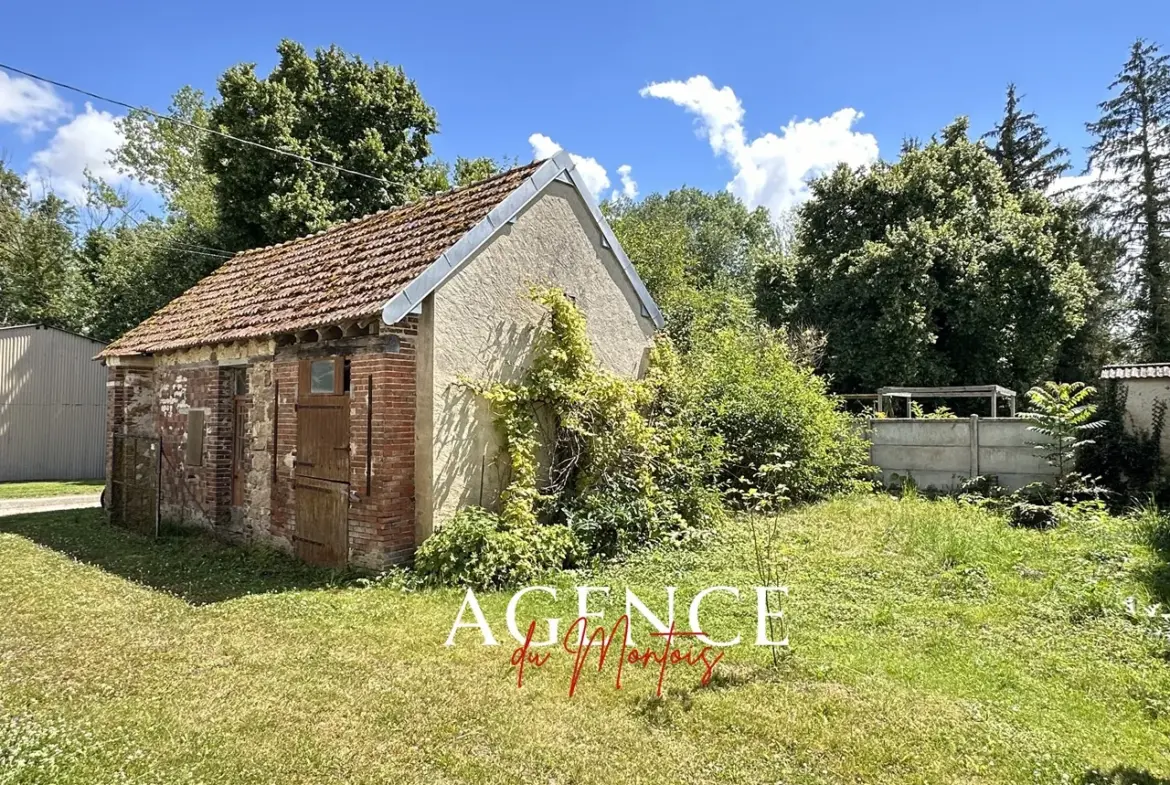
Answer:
101;154;662;568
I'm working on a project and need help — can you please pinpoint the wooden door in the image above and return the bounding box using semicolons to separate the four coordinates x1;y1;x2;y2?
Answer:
294;476;348;566
295;394;350;482
294;356;351;567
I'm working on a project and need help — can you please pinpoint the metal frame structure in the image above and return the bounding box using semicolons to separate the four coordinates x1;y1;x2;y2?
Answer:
876;385;1017;418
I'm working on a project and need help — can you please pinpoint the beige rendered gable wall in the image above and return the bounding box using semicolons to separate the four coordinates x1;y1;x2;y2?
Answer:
415;181;656;538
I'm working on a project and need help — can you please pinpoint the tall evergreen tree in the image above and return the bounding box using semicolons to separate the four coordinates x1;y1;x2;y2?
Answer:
984;83;1070;193
1088;39;1170;361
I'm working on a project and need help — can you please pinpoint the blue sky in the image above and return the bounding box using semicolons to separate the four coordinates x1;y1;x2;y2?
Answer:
0;0;1165;215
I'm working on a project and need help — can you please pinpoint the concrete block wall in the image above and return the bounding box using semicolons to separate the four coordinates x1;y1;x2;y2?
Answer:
868;416;1055;491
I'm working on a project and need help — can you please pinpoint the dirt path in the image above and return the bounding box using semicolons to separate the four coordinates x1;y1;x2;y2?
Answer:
0;494;102;517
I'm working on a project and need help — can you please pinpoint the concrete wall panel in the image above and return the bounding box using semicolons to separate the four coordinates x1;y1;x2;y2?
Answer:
869;417;1054;491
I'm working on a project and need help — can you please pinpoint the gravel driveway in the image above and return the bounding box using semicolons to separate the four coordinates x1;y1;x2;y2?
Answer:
0;494;102;517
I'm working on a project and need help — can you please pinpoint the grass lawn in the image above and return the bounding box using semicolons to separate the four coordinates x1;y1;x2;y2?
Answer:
1;495;1168;784
0;480;104;500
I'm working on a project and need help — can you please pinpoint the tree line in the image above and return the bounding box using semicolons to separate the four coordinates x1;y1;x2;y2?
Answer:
2;38;1169;395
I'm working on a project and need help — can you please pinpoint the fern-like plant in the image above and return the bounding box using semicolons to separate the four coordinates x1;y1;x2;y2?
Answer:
1020;381;1105;482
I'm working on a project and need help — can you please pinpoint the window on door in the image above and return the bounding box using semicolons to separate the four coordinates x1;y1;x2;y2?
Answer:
302;357;349;396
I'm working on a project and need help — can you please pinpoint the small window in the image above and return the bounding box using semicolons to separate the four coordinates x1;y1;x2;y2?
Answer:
343;359;351;393
310;360;336;394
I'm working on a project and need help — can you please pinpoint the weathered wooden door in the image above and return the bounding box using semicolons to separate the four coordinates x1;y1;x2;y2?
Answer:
294;476;349;565
295;394;350;483
294;357;350;566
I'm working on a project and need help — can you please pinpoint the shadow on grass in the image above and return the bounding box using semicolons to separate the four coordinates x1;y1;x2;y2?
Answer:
0;508;356;605
1081;767;1170;785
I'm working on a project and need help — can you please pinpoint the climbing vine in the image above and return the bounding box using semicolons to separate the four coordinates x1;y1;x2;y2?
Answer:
416;286;723;588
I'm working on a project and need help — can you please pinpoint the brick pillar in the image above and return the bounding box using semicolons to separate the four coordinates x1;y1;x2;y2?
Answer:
105;366;126;501
347;325;417;569
209;368;236;529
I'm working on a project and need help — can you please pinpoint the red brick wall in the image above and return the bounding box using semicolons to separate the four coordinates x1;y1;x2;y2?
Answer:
270;321;418;568
104;362;156;499
107;320;418;569
153;364;235;531
346;325;417;567
270;358;298;544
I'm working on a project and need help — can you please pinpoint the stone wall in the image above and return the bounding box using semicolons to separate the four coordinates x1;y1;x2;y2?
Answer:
104;319;419;570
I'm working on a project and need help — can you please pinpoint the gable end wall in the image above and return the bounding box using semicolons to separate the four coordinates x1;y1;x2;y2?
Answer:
421;181;656;535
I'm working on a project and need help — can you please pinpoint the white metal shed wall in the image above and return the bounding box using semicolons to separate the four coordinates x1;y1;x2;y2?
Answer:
0;326;107;481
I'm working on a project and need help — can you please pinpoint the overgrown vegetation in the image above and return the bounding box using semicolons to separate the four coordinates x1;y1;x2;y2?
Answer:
2;498;1169;783
1080;380;1168;504
416;287;725;588
682;326;870;503
416;287;866;589
947;382;1111;529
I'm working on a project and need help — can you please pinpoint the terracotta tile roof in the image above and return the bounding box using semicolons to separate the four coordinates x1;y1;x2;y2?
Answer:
1101;363;1170;379
101;160;545;357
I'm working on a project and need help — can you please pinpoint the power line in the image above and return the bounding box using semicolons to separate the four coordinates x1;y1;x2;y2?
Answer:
110;204;236;258
0;62;397;188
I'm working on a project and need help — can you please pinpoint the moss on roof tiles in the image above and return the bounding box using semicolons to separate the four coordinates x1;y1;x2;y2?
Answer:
101;161;544;357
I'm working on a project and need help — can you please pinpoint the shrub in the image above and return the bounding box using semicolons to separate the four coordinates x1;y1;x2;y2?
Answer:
683;326;872;503
416;289;870;589
1078;380;1167;505
418;287;724;588
413;507;578;590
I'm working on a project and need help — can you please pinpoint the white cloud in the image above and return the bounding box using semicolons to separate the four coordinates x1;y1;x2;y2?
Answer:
1048;168;1112;200
26;103;127;203
0;71;69;134
640;75;879;217
528;132;611;201
613;164;638;200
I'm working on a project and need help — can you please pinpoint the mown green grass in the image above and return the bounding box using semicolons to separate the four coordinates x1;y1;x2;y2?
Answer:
0;480;104;500
1;496;1168;784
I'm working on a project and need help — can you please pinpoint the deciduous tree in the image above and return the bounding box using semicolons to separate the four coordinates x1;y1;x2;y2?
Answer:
781;118;1096;393
203;40;439;250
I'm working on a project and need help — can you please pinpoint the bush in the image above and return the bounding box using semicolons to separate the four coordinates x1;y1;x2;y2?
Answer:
415;290;869;590
683;326;872;503
1078;380;1167;505
413;507;578;590
415;287;724;590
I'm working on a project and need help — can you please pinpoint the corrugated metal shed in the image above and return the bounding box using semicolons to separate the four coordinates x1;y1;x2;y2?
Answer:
1100;363;1170;379
0;325;107;482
